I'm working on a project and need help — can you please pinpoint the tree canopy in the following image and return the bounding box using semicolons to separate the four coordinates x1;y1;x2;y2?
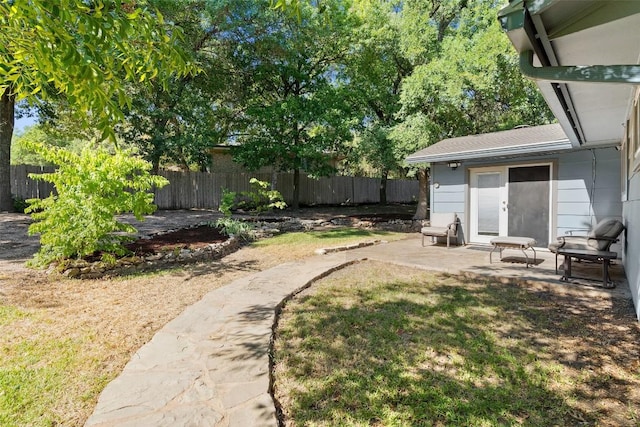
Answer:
228;0;360;208
394;0;552;144
3;0;554;214
0;0;194;211
390;0;553;215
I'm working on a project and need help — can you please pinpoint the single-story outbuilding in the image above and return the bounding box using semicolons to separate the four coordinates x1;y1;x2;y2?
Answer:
406;123;622;252
407;0;640;318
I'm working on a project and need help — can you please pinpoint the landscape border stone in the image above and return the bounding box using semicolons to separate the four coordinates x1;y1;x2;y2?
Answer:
55;225;241;279
53;217;423;279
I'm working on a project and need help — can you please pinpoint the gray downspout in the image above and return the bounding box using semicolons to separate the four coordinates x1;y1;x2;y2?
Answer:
519;50;640;84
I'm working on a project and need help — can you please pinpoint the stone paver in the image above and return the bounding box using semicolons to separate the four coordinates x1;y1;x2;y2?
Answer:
84;253;360;427
85;236;630;426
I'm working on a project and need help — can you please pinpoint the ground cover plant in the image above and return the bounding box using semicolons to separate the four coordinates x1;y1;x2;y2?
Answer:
0;226;406;426
273;261;640;426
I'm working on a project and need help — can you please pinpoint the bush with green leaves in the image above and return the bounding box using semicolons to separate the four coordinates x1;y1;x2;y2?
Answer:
213;217;255;241
218;188;238;217
218;178;286;216
24;142;169;267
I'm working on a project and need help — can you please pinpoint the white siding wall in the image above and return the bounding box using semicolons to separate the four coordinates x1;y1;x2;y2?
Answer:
623;170;640;318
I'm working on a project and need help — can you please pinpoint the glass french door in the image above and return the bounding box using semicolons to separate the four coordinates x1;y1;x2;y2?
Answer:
470;168;507;244
470;165;551;246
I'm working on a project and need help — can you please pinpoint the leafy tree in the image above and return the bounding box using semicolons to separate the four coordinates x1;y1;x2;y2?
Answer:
25;143;168;267
116;0;244;172
11;123;135;166
10;126;57;166
0;0;193;211
391;0;554;218
230;0;360;209
397;0;551;136
34;0;257;173
345;0;412;203
26;95;113;150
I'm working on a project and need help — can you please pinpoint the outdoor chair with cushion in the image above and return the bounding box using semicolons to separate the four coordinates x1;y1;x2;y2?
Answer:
548;218;625;273
421;212;463;248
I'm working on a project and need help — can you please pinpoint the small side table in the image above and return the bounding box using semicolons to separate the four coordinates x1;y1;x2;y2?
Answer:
489;236;537;268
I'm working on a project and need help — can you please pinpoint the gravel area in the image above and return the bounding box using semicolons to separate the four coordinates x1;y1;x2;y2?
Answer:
0;210;223;272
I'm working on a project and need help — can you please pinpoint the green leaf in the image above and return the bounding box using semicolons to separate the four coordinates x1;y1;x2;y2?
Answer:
127;9;141;20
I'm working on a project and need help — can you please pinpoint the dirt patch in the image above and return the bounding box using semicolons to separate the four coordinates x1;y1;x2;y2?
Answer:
0;213;39;263
229;203;418;223
117;208;417;259
125;225;229;255
0;205;419;277
348;212;415;221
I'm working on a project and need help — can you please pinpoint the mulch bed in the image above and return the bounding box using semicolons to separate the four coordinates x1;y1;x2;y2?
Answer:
123;211;416;257
125;225;229;255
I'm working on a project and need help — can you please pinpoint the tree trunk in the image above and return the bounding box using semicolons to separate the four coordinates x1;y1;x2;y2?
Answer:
292;167;300;210
413;168;429;220
271;168;278;191
151;156;161;175
0;90;15;212
379;170;388;205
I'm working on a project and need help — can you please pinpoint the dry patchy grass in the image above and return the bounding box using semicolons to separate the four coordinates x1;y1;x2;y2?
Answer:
273;261;640;427
0;251;266;426
0;228;406;426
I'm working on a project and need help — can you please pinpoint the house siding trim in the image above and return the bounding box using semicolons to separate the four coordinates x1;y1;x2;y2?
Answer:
407;139;571;164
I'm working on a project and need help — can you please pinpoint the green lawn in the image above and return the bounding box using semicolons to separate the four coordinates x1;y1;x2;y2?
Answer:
250;227;408;260
273;261;640;426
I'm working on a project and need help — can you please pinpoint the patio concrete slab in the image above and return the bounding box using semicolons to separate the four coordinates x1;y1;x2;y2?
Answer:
85;234;630;426
343;237;630;300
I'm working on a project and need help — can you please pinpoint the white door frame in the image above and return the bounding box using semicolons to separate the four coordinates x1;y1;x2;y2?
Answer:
469;163;553;245
469;166;508;244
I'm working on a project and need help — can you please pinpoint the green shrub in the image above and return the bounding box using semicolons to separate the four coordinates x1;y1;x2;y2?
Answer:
218;188;237;217
248;178;287;213
218;178;286;216
24;143;169;267
214;217;254;241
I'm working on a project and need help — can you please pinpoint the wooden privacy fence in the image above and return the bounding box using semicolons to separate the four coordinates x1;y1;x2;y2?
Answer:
11;166;419;209
154;171;419;209
10;165;56;200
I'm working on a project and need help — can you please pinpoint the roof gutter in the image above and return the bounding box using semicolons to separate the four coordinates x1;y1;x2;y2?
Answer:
405;138;573;164
519;50;640;84
501;0;640;145
500;2;586;144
